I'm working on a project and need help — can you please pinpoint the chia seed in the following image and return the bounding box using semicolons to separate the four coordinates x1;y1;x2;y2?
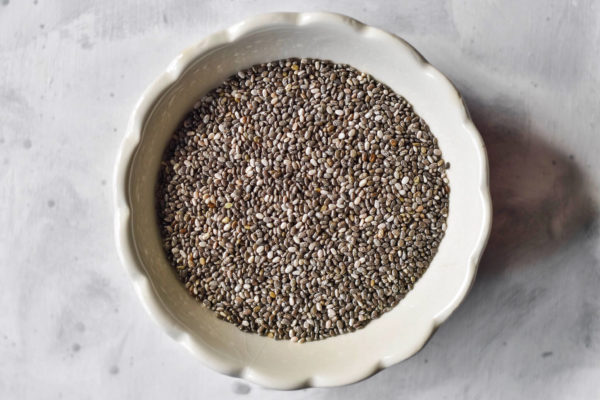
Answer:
156;58;449;341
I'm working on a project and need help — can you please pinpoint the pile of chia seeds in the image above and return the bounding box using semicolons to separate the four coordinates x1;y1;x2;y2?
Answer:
157;58;449;342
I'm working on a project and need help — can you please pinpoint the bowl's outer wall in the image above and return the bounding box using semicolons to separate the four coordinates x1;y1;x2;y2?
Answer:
114;12;492;389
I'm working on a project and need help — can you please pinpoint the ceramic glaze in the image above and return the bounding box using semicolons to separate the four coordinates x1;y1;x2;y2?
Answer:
114;12;492;389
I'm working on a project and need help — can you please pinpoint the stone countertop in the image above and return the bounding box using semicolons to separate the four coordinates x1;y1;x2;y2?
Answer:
0;1;598;399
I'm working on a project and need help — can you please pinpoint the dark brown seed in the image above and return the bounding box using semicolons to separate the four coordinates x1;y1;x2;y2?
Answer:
156;58;449;342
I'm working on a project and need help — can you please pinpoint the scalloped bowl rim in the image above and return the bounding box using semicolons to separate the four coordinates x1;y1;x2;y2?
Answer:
114;12;492;389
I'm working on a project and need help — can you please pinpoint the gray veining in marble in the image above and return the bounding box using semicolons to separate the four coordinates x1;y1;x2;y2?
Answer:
0;1;598;399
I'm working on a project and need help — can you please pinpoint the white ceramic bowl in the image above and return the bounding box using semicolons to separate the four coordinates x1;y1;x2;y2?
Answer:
114;12;491;389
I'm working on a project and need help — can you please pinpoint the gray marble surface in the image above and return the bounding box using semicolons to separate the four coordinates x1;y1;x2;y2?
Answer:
1;1;599;399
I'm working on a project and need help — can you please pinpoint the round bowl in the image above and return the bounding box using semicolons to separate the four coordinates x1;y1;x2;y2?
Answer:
114;12;492;389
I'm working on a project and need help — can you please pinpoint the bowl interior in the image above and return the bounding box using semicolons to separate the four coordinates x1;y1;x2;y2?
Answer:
126;15;488;388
